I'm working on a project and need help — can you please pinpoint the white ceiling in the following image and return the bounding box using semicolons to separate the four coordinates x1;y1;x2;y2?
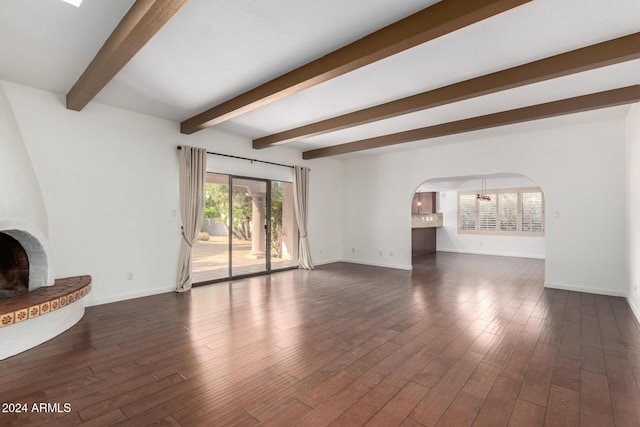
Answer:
0;0;639;158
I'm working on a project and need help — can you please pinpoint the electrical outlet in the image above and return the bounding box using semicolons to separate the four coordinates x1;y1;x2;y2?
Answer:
379;250;383;256
390;251;394;257
127;272;134;280
352;248;355;253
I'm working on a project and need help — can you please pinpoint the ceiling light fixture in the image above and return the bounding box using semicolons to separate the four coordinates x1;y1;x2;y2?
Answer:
61;0;83;7
477;178;491;202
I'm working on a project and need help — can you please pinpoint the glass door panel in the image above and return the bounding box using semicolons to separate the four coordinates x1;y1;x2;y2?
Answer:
193;173;230;282
270;181;298;270
231;178;268;276
194;174;298;284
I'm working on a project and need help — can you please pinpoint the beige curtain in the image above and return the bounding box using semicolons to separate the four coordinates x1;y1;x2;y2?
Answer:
293;166;314;270
176;146;207;292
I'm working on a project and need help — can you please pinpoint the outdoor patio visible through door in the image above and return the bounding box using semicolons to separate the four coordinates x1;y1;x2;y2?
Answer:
192;172;298;283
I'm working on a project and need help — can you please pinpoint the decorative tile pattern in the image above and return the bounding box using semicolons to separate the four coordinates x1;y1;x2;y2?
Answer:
28;305;40;319
40;301;50;314
0;276;91;329
0;312;14;328
15;308;28;323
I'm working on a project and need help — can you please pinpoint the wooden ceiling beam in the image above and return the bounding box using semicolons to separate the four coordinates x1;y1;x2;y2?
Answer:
180;0;532;134
302;85;640;159
256;32;640;149
66;0;189;111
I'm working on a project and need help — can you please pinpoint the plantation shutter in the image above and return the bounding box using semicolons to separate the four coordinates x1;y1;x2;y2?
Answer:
478;195;497;231
499;193;518;232
457;187;544;235
459;194;476;231
522;192;543;232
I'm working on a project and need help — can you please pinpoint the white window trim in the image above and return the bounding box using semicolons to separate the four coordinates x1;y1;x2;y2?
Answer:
457;186;545;236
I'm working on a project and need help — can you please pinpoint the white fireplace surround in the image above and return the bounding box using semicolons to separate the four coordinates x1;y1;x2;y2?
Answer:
0;82;54;290
0;82;70;360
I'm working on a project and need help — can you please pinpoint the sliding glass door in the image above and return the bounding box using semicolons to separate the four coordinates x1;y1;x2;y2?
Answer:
270;180;298;270
192;173;230;282
192;173;298;284
231;177;268;276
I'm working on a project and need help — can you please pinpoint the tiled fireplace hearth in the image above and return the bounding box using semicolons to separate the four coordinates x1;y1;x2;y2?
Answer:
0;275;91;327
0;276;91;360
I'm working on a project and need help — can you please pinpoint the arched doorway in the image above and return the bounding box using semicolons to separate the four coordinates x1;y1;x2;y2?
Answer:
411;173;546;264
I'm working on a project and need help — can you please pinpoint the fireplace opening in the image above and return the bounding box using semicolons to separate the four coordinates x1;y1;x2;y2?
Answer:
0;232;29;299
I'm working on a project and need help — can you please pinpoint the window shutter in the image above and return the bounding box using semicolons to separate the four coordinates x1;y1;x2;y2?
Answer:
457;187;543;236
499;193;518;232
478;195;497;231
522;192;543;232
459;194;476;231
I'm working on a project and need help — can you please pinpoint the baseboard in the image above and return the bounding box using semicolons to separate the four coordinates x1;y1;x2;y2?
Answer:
86;286;174;307
437;249;545;259
626;295;640;325
544;281;627;297
339;258;413;271
313;258;342;267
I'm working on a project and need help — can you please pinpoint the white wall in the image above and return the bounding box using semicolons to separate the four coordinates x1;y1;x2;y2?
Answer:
3;80;344;306
627;103;640;320
342;110;628;296
435;189;545;259
0;82;54;288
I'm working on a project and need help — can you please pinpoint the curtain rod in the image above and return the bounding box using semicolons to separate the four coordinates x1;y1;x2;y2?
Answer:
177;146;296;169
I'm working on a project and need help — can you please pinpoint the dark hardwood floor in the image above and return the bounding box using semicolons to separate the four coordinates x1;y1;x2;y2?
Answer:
1;253;640;426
